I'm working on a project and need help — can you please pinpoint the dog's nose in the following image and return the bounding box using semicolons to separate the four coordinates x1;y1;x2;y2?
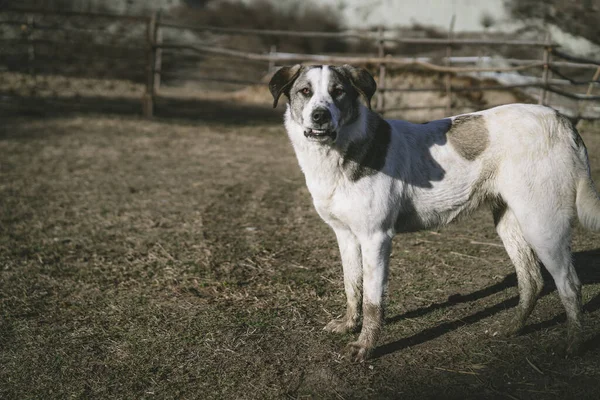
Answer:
311;108;331;124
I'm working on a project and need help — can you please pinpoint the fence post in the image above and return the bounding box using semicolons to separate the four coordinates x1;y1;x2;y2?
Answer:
268;45;277;74
143;11;158;118
445;15;455;116
27;15;35;76
586;66;600;96
154;11;163;92
539;33;551;105
577;65;600;119
376;26;386;116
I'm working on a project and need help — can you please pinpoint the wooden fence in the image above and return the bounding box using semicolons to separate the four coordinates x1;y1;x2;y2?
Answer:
2;7;600;119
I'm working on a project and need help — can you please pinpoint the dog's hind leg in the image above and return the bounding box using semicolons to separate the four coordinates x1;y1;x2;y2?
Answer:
324;227;362;334
510;206;583;355
493;205;544;336
530;239;582;355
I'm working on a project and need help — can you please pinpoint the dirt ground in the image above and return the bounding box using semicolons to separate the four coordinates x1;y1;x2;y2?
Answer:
1;107;600;399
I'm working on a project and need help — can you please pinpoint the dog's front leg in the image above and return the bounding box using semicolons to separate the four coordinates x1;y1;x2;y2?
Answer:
346;232;391;362
324;227;362;333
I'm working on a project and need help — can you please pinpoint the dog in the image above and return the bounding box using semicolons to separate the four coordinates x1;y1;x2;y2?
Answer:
268;64;600;362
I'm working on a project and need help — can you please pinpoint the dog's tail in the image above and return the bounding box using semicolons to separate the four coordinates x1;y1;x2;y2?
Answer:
572;127;600;231
553;112;600;231
577;175;600;232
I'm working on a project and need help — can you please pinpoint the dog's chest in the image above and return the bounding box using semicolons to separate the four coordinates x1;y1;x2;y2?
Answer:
295;141;370;227
309;180;361;228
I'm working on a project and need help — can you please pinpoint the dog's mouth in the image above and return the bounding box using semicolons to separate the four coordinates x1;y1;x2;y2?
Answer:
304;128;337;142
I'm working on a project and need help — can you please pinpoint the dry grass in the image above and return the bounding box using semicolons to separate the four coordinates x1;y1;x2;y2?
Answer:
1;114;599;399
0;72;144;98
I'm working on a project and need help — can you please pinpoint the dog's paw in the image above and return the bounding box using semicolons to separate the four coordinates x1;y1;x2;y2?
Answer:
498;317;525;338
324;317;357;334
344;341;371;363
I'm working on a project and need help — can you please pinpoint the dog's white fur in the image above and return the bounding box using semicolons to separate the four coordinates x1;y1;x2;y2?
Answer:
276;65;600;361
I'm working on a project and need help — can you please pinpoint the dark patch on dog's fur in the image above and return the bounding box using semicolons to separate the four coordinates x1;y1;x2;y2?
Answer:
555;109;585;150
342;116;391;181
332;65;377;110
447;114;489;161
269;65;303;108
554;109;580;129
491;196;508;227
329;67;361;125
394;198;429;233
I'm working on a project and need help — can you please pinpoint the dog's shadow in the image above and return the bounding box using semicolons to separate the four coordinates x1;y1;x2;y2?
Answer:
373;248;600;359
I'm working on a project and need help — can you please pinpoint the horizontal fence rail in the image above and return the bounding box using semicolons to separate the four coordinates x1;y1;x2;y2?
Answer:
1;7;148;21
157;44;552;73
156;43;600;76
159;20;557;47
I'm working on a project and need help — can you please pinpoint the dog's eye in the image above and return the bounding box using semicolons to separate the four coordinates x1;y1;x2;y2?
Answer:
332;88;344;97
300;88;312;96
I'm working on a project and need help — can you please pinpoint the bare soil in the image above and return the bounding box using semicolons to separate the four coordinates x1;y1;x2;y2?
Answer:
1;109;599;399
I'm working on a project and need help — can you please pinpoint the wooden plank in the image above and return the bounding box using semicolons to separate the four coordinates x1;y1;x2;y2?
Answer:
157;43;549;73
376;26;386;116
154;11;163;92
381;105;448;111
445;15;455;115
27;14;35;76
143;12;158;118
157;75;261;85
158;20;555;46
268;45;277;74
381;83;549;92
544;85;600;101
539;33;551;105
586;67;600;96
551;49;600;66
2;7;147;21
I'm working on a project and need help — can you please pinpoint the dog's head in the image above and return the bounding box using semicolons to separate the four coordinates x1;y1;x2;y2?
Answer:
269;64;376;143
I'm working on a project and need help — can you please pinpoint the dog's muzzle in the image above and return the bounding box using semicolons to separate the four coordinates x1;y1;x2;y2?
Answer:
303;107;337;141
304;128;337;141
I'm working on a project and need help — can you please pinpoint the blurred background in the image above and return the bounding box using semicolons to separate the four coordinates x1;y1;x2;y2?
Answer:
1;0;599;121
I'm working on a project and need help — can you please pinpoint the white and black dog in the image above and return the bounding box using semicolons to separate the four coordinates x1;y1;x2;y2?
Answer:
269;64;600;362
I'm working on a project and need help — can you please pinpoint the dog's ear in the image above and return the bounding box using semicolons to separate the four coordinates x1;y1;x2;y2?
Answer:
337;64;377;110
269;65;302;108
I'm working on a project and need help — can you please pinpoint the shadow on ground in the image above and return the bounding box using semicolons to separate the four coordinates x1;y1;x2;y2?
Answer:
375;248;600;359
